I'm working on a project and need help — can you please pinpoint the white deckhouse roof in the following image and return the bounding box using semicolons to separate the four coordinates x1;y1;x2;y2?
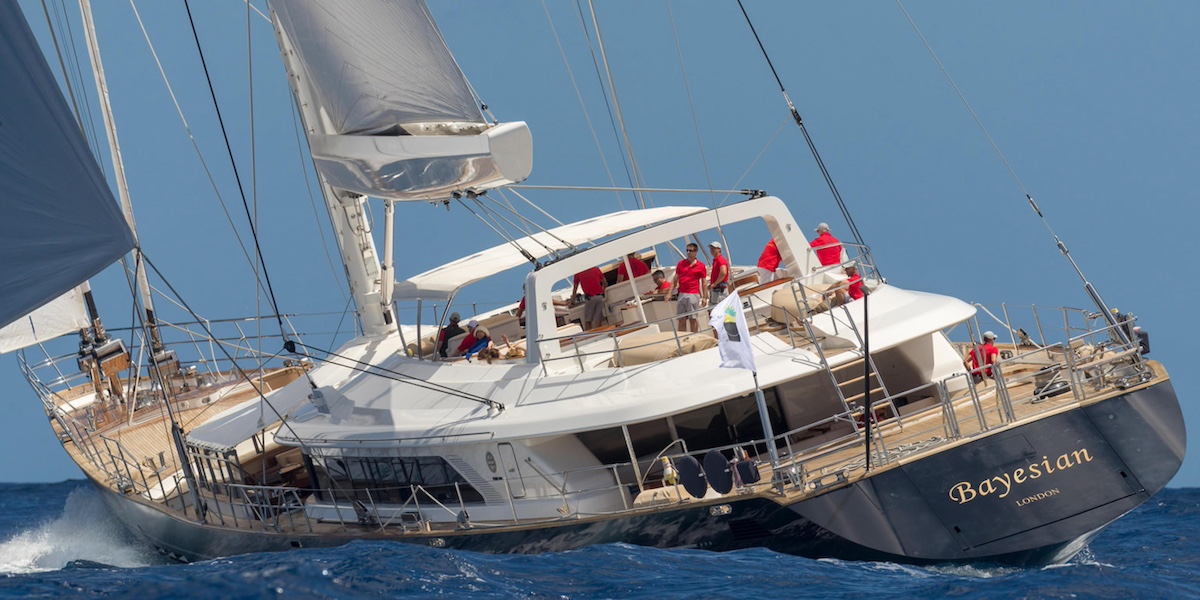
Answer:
391;206;705;302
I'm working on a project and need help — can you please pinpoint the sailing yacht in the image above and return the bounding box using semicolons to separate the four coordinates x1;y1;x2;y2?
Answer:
2;0;1184;566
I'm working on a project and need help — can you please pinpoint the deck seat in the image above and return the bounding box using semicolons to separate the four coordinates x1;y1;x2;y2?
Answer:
609;331;718;367
770;282;831;325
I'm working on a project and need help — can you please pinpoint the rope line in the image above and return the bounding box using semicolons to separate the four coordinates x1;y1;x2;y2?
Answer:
183;0;286;337
735;0;867;250
286;340;504;412
541;0;624;209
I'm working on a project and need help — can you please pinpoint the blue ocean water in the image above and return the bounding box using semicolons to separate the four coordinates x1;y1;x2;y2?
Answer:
0;482;1196;599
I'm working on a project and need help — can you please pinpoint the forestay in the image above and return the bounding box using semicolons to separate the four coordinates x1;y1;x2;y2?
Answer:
392;206;706;302
0;4;136;332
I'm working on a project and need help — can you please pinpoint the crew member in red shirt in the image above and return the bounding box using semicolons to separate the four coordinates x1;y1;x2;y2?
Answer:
964;331;1000;383
708;241;730;307
616;252;650;282
571;266;607;330
811;222;842;267
844;263;864;301
672;243;707;333
643;269;672;299
756;239;783;284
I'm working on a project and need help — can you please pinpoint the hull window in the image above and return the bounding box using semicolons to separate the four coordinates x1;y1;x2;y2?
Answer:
313;456;484;504
577;418;673;465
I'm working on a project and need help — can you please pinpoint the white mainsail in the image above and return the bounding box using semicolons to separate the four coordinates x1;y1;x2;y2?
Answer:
269;0;532;200
0;3;136;333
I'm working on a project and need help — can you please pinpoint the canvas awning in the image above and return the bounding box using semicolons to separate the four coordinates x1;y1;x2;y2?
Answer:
391;206;705;302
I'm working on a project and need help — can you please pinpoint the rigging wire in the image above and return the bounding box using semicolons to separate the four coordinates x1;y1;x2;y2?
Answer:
127;0;267;299
719;116;790;207
572;0;640;209
894;2;1029;197
244;0;265;467
286;340;504;412
664;0;729;257
287;94;348;303
489;190;541;239
511;184;758;196
456;197;541;265
735;0;867;250
43;0;103;161
893;0;1125;336
38;0;86;136
664;0;718;208
584;0;650;210
539;0;624;210
503;188;568;228
477;193;577;256
139;254;314;449
182;0;286;338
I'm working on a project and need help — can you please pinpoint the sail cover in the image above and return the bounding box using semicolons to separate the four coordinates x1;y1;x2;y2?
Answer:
269;0;533;200
0;4;135;332
270;0;485;134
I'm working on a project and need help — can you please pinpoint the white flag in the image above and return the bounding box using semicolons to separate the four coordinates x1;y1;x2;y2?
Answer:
708;291;755;372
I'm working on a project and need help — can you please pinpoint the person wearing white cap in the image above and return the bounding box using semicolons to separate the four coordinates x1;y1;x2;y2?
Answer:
810;222;843;268
964;331;999;384
708;241;730;306
455;318;492;359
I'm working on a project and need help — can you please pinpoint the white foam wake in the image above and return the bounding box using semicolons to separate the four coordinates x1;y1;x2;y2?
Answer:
0;486;159;573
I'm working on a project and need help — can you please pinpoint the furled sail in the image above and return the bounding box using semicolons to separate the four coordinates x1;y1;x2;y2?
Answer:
270;0;532;200
0;3;136;333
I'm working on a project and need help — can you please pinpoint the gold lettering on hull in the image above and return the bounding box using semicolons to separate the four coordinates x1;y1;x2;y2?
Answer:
947;448;1093;505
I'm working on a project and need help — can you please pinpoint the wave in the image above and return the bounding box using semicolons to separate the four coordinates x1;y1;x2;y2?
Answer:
0;486;160;574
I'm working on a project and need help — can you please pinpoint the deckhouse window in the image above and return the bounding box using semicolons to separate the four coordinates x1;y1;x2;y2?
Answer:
314;456;484;504
575;390;787;468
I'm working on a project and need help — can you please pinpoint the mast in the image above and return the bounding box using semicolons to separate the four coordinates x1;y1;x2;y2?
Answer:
79;0;203;519
78;0;165;352
266;0;531;335
267;9;390;335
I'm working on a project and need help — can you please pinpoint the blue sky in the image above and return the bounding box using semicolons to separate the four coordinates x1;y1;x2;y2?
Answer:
7;1;1198;486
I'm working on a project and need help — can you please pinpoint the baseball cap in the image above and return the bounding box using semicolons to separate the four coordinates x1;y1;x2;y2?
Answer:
983;331;996;340
709;241;721;249
449;312;461;321
815;222;830;233
468;319;479;328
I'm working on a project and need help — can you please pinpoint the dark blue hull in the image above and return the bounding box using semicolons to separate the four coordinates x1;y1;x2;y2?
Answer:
93;380;1185;566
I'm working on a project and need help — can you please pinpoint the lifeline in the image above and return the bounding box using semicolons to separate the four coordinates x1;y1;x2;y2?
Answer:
947;448;1093;505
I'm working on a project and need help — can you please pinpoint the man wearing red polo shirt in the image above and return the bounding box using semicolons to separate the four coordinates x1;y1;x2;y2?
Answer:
844;263;864;301
672;243;707;333
571;266;607;330
757;239;783;284
811;222;842;267
616;252;650;282
708;241;729;307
